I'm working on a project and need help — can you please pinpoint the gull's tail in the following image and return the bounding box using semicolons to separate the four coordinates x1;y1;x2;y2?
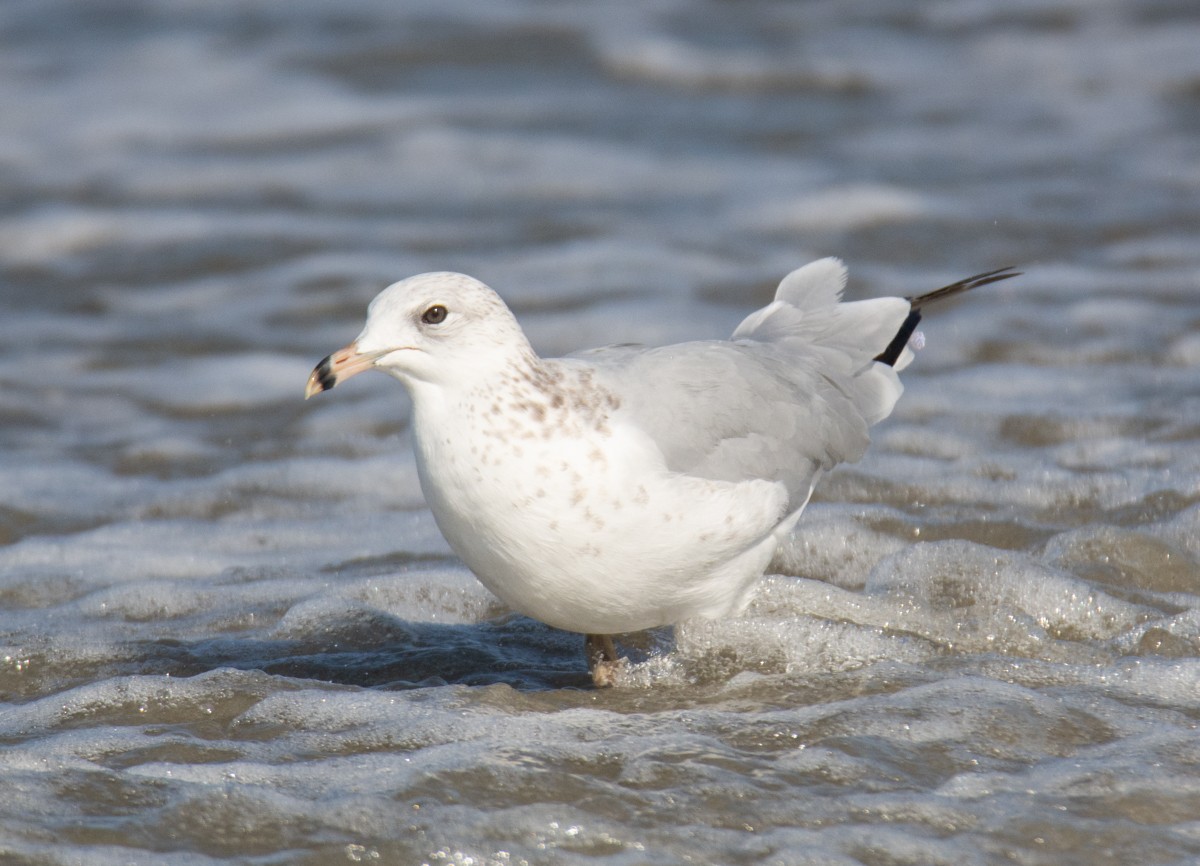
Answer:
873;265;1020;367
730;258;1021;440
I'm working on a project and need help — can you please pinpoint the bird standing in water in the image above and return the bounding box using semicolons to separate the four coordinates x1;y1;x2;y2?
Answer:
305;259;1017;687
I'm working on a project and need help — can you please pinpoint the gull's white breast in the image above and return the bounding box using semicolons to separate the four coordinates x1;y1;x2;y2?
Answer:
407;362;792;635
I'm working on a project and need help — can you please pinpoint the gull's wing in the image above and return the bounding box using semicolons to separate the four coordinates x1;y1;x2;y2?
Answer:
568;259;1017;507
574;336;888;506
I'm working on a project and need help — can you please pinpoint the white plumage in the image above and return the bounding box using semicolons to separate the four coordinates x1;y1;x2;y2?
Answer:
306;258;1017;684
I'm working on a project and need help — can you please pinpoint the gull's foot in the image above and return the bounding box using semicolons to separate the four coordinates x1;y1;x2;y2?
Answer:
584;633;623;688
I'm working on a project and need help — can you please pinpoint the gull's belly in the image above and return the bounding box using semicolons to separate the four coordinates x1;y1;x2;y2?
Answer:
416;428;672;631
412;420;789;634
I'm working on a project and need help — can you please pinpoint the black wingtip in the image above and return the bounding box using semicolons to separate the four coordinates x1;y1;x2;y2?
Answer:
908;266;1021;309
874;266;1020;368
874;309;923;367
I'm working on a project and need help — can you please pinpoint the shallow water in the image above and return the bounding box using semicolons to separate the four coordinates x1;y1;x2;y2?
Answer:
3;1;1200;864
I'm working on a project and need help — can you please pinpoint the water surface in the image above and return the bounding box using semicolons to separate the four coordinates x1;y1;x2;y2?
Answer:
2;1;1199;864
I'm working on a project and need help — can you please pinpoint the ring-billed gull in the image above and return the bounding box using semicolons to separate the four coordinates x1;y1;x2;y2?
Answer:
305;258;1018;686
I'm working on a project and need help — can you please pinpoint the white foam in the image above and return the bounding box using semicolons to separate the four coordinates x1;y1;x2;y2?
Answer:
1044;523;1200;601
94;353;310;411
862;540;1149;657
771;505;910;589
597;33;866;92
747;184;928;233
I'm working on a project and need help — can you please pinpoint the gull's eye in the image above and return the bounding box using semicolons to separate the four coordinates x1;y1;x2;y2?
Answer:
421;304;448;325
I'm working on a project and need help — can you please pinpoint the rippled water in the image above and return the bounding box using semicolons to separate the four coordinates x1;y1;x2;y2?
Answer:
3;1;1200;864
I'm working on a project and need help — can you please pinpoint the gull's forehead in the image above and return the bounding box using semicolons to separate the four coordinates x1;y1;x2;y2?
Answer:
368;272;502;319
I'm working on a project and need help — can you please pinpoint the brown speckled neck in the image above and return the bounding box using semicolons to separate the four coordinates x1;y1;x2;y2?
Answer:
473;357;622;441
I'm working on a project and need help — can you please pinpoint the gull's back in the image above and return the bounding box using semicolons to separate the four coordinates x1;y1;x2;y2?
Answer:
568;258;914;506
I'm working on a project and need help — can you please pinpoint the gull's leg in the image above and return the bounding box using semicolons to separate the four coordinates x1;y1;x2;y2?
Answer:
585;633;621;688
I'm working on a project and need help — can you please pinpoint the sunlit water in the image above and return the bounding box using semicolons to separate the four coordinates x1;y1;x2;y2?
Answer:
2;1;1199;864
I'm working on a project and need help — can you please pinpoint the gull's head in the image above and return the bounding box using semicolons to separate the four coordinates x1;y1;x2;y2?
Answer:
305;272;531;397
